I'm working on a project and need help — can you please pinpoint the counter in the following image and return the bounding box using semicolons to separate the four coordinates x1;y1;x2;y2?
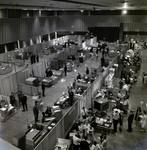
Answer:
54;138;71;150
54;95;69;109
0;65;13;75
0;106;15;122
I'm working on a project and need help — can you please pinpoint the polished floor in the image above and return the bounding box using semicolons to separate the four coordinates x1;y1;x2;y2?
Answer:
0;45;147;150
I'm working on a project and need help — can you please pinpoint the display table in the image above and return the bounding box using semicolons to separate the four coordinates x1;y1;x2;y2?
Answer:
59;68;65;77
14;59;25;66
51;76;58;85
94;98;109;117
54;138;71;150
54;95;69;109
0;65;13;75
95;117;112;133
26;121;56;150
42;79;52;87
25;77;37;86
26;129;40;146
76;80;91;90
105;73;114;88
52;70;62;80
0;106;15;122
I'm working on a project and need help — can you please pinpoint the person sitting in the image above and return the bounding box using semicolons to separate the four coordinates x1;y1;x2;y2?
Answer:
76;87;84;95
45;106;52;117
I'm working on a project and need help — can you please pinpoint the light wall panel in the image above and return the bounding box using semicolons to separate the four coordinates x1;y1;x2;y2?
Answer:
1;15;147;45
124;23;147;32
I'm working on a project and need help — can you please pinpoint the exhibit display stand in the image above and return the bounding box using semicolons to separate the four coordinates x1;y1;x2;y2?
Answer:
0;105;15;122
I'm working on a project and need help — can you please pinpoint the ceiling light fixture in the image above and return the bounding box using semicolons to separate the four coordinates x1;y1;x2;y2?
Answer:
123;10;127;14
80;10;83;12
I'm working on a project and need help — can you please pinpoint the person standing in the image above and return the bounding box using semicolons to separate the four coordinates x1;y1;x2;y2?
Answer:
127;110;134;132
112;110;119;133
86;67;89;75
33;54;36;63
36;53;39;63
73;134;81;150
33;101;39;124
69;90;74;106
9;92;15;106
48;68;53;77
81;107;88;119
30;54;34;64
17;91;23;108
134;106;142;126
80;136;90;150
41;82;45;97
64;63;67;76
22;94;28;111
119;111;124;132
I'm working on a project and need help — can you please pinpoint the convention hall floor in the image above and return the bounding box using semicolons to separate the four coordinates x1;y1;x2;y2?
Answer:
0;46;147;150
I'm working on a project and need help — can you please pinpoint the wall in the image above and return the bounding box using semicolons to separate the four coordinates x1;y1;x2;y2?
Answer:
0;17;57;44
1;15;147;45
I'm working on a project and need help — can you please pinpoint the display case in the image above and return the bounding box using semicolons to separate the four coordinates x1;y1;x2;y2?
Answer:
25;77;38;86
0;63;13;75
95;116;112;133
54;94;69;109
105;73;114;88
94;98;109;117
52;70;62;80
26;121;56;150
52;106;62;121
42;79;52;87
51;76;58;85
0;104;15;122
54;138;71;150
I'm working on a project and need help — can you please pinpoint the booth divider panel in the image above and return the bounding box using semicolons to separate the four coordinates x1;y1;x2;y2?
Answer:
85;86;92;109
63;101;79;137
0;80;3;95
11;73;19;93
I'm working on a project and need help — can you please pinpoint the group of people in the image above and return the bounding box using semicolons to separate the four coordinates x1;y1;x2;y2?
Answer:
72;107;107;150
9;91;28;112
134;106;147;132
30;53;39;64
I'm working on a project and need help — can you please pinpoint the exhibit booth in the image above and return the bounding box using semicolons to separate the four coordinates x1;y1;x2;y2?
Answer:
0;35;128;149
32;44;129;150
0;35;80;96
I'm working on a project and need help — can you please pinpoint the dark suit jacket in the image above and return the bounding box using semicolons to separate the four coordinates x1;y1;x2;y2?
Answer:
128;113;134;123
80;140;90;150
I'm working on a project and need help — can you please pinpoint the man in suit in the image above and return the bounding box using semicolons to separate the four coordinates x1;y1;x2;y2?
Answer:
33;101;39;124
41;82;45;97
127;110;134;132
68;90;74;106
9;92;15;106
22;94;28;111
64;63;67;76
80;136;90;150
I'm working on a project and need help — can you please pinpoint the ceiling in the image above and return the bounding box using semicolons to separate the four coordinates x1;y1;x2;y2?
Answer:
0;0;147;11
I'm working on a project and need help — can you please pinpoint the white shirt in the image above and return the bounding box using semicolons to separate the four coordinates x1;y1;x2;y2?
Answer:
73;135;81;145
